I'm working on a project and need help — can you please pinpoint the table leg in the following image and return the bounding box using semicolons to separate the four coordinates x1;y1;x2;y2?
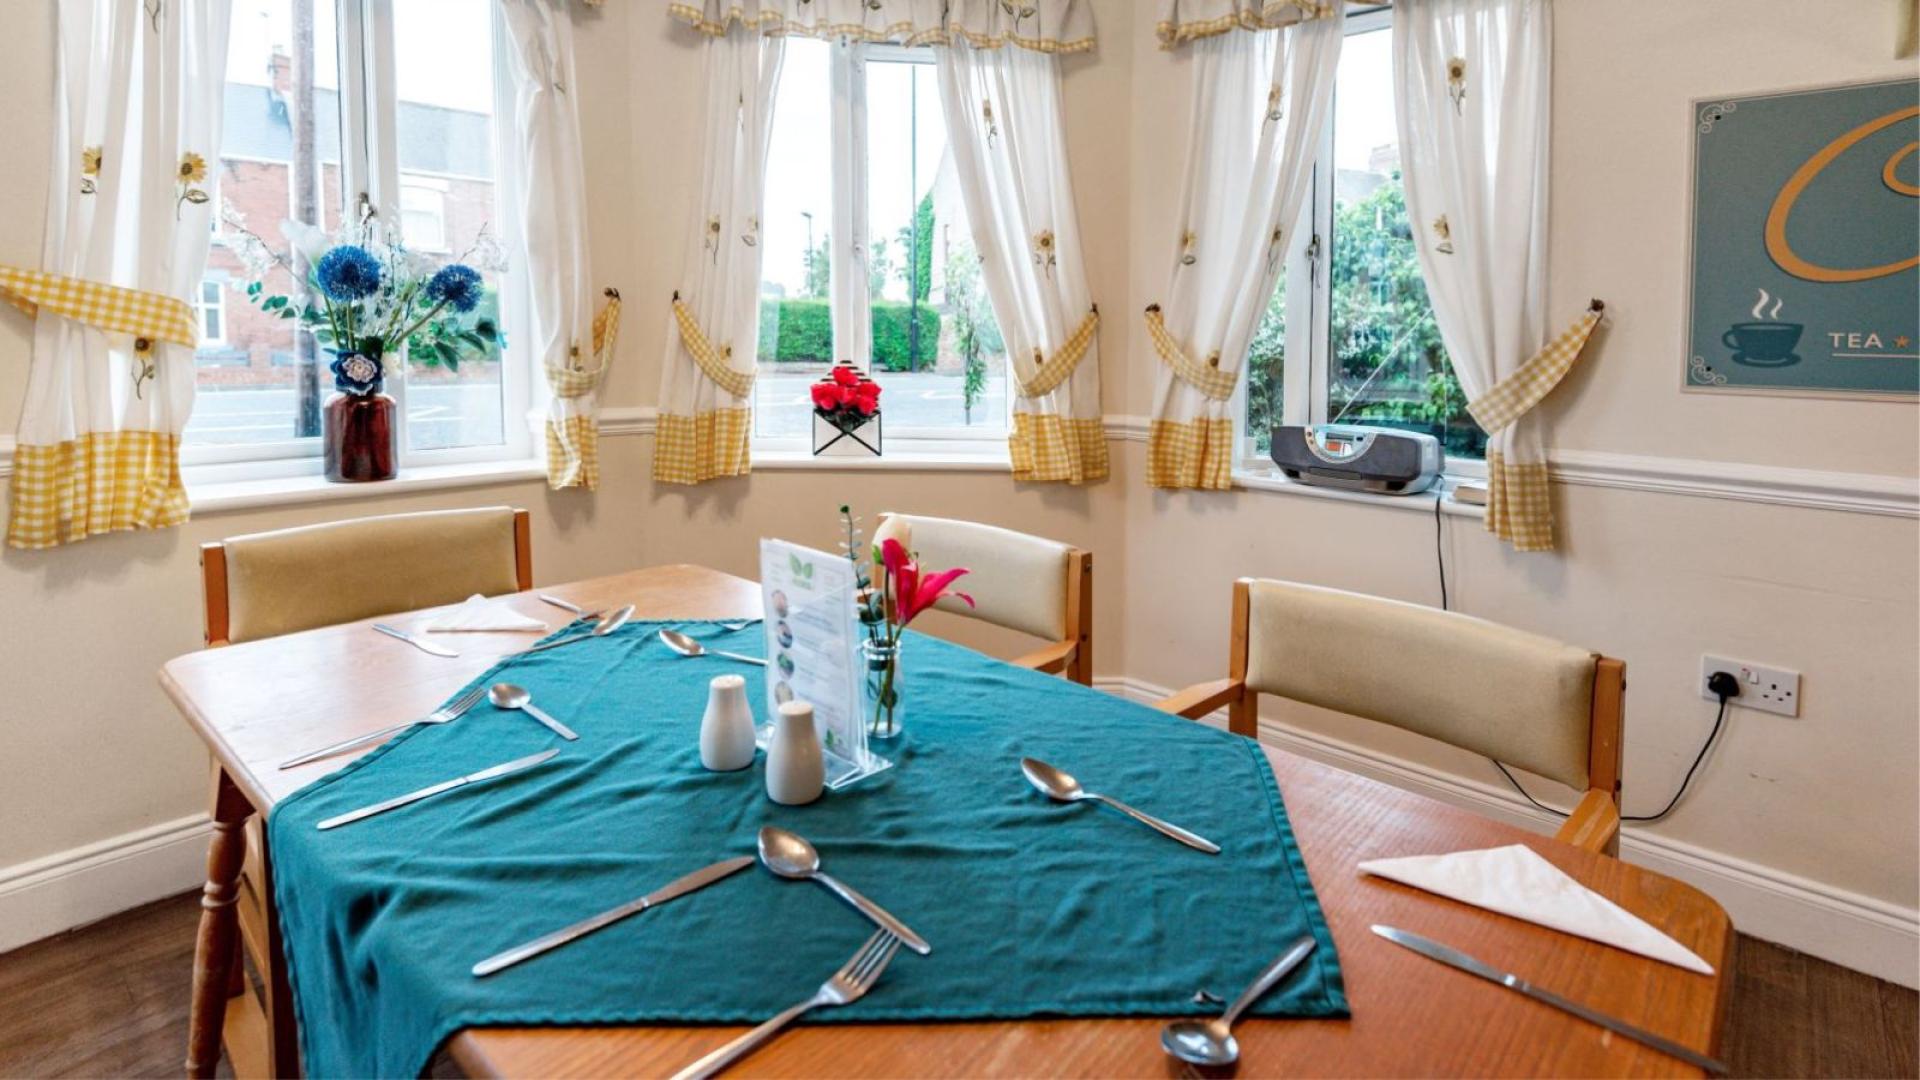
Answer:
186;767;253;1079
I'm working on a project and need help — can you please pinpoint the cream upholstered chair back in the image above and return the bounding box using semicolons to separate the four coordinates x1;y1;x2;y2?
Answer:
876;512;1092;683
1243;579;1599;790
202;507;532;645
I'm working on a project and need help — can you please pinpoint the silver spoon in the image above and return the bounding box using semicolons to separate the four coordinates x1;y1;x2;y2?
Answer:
1020;757;1221;854
488;683;579;740
538;594;601;622
526;604;635;653
659;628;767;667
1161;935;1317;1066
756;826;931;955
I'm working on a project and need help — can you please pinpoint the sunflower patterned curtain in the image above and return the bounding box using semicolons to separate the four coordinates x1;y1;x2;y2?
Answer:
654;25;785;484
1153;0;1335;48
668;0;1095;53
3;0;231;549
1145;11;1341;490
1394;0;1581;551
936;38;1106;484
499;0;622;491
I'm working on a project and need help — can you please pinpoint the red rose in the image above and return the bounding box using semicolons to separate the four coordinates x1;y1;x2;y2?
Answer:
810;383;842;411
831;365;860;387
854;394;878;416
854;381;881;405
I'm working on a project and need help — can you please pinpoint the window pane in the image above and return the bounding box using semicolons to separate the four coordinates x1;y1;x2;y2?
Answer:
1326;27;1484;458
1244;267;1287;457
393;0;507;452
186;0;347;447
755;38;834;440
864;57;1005;432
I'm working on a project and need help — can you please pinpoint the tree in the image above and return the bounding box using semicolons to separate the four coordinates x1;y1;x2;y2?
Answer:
867;237;893;296
1243;175;1483;459
804;236;830;298
894;193;934;303
944;246;1002;424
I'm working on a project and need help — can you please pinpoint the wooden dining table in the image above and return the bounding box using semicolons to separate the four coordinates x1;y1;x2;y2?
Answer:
161;563;1734;1078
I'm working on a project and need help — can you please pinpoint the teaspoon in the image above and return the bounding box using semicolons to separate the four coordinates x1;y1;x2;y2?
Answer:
756;826;931;954
488;683;579;740
526;604;635;653
1020;757;1221;854
1161;935;1317;1066
659;628;768;666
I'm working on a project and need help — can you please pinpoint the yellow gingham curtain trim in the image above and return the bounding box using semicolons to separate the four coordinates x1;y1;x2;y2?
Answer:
6;431;188;549
1154;1;1335;49
1147;417;1234;490
0;266;198;348
1144;305;1238;402
1010;413;1109;485
1467;305;1603;434
665;3;1097;53
1485;451;1554;552
545;414;600;491
1014;307;1099;400
671;297;755;400
653;408;752;485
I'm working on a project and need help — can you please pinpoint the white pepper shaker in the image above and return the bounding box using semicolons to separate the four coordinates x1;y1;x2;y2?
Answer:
699;674;757;771
765;700;825;805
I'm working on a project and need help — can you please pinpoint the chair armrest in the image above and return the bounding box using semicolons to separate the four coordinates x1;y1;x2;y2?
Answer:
1554;789;1621;855
1153;678;1244;721
1011;639;1078;675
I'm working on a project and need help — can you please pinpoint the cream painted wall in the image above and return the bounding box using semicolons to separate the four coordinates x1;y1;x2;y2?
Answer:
0;0;1915;984
1118;0;1920;919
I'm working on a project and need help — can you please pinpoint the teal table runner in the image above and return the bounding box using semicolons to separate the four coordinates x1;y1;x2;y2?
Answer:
267;621;1347;1077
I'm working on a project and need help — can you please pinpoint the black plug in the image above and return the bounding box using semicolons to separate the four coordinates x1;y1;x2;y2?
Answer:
1706;670;1740;701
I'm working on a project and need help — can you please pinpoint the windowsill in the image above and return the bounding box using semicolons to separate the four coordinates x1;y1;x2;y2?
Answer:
1231;464;1488;519
185;457;547;515
752;447;1012;472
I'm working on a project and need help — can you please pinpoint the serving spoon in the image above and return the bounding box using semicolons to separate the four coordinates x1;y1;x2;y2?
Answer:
488;683;579;740
1161;935;1317;1066
525;604;634;653
659;628;768;666
1020;757;1221;854
756;826;931;955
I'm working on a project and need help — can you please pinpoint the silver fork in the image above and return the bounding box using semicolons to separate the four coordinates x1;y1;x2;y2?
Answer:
670;931;903;1080
278;683;489;770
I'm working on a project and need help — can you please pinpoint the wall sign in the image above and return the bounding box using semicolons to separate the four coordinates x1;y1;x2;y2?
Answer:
1685;79;1918;398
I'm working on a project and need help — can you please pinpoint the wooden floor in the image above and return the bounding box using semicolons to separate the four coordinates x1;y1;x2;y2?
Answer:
0;892;1912;1079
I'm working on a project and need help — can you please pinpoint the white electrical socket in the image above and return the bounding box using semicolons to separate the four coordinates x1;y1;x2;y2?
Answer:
1700;654;1800;717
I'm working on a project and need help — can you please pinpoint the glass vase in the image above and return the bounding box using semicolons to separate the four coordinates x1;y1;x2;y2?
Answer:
323;389;397;483
863;637;905;744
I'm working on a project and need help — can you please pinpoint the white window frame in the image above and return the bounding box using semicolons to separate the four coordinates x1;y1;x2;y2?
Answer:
197;278;228;346
1235;7;1486;483
183;0;533;482
752;41;1012;461
399;176;450;253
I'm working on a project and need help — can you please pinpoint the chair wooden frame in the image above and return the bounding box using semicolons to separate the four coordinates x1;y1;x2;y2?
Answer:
1007;548;1094;686
186;508;533;1077
1154;578;1626;855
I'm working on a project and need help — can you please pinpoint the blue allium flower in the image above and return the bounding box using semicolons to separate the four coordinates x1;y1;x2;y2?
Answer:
426;264;484;313
315;245;383;302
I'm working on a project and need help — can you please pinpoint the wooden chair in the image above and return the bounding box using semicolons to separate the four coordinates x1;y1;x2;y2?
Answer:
1155;578;1625;855
875;512;1093;685
190;507;532;1077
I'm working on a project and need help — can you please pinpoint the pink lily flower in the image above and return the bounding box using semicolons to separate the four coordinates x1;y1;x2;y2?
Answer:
878;537;973;628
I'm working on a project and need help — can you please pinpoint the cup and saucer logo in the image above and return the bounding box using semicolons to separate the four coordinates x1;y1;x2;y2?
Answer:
1722;288;1803;367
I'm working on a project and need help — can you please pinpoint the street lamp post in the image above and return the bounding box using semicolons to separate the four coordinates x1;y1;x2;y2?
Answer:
801;211;814;297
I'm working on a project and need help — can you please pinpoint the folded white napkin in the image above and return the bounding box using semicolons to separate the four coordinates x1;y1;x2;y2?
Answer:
421;594;547;633
1358;844;1714;974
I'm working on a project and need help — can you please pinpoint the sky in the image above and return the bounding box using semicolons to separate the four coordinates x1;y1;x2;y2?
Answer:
1332;25;1399;172
225;0;496;113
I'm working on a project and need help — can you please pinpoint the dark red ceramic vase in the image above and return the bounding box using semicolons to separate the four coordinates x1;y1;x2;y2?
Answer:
323;390;397;482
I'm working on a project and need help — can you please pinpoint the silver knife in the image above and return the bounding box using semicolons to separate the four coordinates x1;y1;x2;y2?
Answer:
472;855;757;977
315;749;559;831
1371;925;1727;1075
373;622;459;658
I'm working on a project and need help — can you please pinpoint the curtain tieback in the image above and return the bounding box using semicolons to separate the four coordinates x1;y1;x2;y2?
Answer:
547;288;622;399
1014;305;1099;399
1144;303;1237;401
0;266;197;348
1467;301;1605;434
671;292;755;400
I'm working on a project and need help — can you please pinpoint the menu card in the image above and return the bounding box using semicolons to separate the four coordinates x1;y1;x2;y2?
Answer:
757;539;890;788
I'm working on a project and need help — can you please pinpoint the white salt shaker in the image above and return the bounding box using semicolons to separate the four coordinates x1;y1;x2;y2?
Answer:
765;700;825;805
699;674;757;771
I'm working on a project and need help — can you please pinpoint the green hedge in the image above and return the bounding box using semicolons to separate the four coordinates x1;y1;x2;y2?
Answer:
758;298;942;372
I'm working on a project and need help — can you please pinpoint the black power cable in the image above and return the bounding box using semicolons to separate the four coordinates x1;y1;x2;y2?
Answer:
1432;489;1448;611
1493;672;1739;824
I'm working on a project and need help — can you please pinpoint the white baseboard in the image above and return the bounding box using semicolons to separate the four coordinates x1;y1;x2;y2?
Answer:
6;681;1917;991
0;814;211;956
1096;675;1920;989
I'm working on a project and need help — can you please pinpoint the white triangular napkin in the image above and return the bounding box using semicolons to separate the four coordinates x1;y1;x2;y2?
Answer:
1358;844;1714;974
422;595;547;633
